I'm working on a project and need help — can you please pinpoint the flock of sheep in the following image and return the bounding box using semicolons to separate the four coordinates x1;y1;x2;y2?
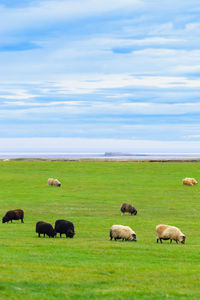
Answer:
2;208;75;238
108;203;186;244
2;176;197;244
112;177;197;244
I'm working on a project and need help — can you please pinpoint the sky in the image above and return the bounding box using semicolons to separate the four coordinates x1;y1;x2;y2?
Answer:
0;0;200;152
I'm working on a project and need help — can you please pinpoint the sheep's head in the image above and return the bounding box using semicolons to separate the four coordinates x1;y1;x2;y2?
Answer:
133;210;137;215
2;216;8;223
67;230;75;238
180;235;186;244
131;233;137;241
192;179;198;185
50;229;57;237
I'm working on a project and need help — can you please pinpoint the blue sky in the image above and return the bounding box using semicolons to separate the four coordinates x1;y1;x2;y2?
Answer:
0;0;200;150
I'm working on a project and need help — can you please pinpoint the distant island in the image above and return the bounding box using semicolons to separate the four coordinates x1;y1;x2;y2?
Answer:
104;152;149;157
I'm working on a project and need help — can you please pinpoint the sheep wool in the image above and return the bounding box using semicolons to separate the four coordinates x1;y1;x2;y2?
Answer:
120;203;137;215
182;177;198;186
48;178;54;186
110;225;137;241
156;224;186;244
48;178;61;187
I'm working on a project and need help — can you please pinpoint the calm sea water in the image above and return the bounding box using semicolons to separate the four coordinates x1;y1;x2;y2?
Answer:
1;152;200;159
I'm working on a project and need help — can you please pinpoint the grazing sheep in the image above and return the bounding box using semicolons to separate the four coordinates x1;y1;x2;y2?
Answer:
120;203;137;215
156;224;186;244
2;209;24;223
110;225;137;241
48;178;61;187
182;177;198;186
55;219;75;238
36;221;56;238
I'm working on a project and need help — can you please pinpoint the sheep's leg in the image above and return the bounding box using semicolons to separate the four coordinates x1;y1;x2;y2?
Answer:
114;238;117;241
170;239;172;244
157;238;159;243
43;233;45;237
60;233;62;238
21;218;24;223
66;234;68;238
159;238;162;243
38;233;40;238
176;240;178;244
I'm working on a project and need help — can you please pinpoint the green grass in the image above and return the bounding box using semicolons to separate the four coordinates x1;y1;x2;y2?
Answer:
0;160;200;299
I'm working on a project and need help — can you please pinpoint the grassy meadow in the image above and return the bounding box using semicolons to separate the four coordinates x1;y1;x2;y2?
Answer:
0;160;200;299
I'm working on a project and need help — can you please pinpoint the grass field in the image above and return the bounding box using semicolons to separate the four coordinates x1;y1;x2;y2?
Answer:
0;160;200;299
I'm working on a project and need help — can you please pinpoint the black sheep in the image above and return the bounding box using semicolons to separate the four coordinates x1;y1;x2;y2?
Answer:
55;219;75;238
36;221;56;238
2;209;24;223
120;203;137;215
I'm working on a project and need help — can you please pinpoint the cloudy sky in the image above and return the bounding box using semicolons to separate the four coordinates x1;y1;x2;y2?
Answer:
0;0;200;151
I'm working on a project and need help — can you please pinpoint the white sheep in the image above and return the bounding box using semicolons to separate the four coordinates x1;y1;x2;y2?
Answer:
156;224;186;244
110;225;137;241
48;178;61;187
182;177;198;186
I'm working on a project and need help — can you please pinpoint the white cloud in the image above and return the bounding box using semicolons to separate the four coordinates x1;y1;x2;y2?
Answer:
1;98;200;119
52;74;200;93
185;22;200;33
77;36;182;50
0;90;38;100
173;65;200;73
3;100;86;107
186;135;200;138
0;0;142;34
1;73;200;105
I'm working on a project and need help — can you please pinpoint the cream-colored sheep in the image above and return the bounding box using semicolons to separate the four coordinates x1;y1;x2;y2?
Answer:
48;178;61;187
156;224;186;244
182;177;198;186
48;178;54;186
110;225;137;241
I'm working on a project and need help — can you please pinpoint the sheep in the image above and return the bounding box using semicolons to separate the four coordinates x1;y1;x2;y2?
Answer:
2;209;24;223
182;177;198;186
48;178;61;187
36;221;56;238
110;225;137;241
120;203;137;216
55;219;75;238
156;224;186;244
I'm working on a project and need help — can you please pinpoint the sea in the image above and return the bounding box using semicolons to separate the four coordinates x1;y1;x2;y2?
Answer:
1;152;200;159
